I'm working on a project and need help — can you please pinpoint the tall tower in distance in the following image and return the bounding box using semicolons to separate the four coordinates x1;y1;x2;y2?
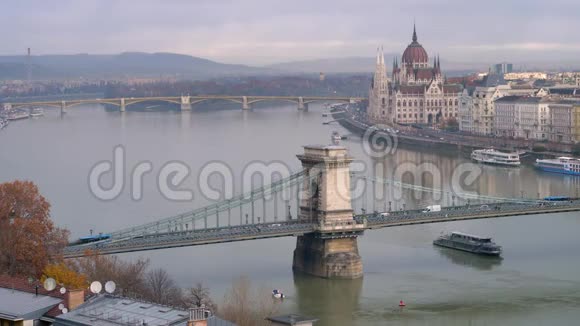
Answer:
27;48;32;83
368;47;390;124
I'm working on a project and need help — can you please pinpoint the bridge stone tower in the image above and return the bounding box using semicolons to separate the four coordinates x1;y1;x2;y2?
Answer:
180;96;191;111
293;145;364;279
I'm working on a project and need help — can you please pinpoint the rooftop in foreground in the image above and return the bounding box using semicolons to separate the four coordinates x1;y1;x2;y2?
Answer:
0;287;62;321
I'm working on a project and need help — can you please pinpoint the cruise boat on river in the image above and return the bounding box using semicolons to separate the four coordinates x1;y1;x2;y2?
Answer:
6;111;30;121
434;231;502;256
471;149;520;166
30;108;44;117
535;156;580;176
0;118;8;130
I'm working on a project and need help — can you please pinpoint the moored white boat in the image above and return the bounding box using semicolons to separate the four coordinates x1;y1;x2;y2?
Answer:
30;108;44;117
535;156;580;176
471;149;520;167
6;111;30;121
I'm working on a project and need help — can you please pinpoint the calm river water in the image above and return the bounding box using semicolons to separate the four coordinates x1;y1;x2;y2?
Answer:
1;104;579;325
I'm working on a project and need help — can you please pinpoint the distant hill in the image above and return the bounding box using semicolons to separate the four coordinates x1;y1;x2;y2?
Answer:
0;52;273;80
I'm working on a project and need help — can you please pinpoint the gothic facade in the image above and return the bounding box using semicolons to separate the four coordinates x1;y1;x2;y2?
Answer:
368;25;462;126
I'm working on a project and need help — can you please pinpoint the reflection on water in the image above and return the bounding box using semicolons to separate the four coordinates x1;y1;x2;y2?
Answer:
435;247;503;271
293;272;363;326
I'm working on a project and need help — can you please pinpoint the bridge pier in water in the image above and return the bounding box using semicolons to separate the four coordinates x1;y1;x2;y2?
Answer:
242;96;251;110
120;98;126;112
180;95;191;111
297;96;309;111
60;101;67;115
293;145;364;279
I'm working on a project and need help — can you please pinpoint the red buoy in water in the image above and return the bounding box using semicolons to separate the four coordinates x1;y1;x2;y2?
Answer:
399;300;406;307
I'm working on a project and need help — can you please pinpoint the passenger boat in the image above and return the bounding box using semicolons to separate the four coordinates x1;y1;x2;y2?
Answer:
30;108;44;117
6;111;30;121
471;149;520;166
0;118;8;130
535;157;580;176
433;231;502;256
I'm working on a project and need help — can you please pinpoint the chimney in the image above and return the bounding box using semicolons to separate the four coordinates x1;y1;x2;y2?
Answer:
187;307;210;326
67;289;85;311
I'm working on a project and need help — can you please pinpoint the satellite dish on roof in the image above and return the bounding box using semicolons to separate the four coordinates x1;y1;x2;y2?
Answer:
105;281;116;294
58;303;65;310
90;281;102;294
43;278;57;291
60;287;67;294
62;308;68;314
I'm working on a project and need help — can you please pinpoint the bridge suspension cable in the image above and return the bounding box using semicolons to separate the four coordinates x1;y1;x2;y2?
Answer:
351;174;544;206
110;170;318;240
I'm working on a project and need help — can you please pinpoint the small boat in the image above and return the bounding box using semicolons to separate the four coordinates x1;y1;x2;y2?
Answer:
272;289;285;299
434;231;502;256
30;108;44;117
331;131;342;144
471;149;520;167
0;118;8;130
535;156;580;176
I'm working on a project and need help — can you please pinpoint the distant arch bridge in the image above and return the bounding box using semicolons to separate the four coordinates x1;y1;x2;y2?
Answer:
4;95;364;113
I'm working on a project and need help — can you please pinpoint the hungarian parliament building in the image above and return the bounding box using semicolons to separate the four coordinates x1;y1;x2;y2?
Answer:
368;25;462;125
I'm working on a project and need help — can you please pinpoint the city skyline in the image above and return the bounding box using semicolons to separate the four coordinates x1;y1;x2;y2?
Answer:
3;0;580;65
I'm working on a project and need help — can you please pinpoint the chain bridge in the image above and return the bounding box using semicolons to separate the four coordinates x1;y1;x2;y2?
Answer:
63;145;580;279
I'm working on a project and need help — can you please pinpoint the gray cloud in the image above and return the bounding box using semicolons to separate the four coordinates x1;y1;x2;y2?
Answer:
3;0;580;65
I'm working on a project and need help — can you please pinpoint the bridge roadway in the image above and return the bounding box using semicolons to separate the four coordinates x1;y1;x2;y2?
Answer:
63;199;580;258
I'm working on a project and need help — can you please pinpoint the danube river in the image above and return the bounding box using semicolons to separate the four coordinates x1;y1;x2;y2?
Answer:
1;104;579;325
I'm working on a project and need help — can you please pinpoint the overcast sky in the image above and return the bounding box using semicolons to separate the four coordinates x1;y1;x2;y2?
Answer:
3;0;580;65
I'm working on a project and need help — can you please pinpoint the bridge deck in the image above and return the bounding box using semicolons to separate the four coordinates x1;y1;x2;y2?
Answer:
63;200;580;258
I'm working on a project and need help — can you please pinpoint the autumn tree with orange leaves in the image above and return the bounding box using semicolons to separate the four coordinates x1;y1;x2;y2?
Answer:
0;180;69;277
42;263;88;290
